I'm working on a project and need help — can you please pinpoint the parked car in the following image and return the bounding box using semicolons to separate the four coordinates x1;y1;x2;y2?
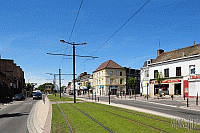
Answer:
14;94;25;100
32;92;42;100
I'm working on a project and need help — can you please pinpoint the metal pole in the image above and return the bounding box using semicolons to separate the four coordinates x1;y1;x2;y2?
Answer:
73;44;76;103
197;92;198;106
184;94;185;100
59;69;61;98
109;87;110;104
147;83;148;100
187;98;189;107
54;74;56;96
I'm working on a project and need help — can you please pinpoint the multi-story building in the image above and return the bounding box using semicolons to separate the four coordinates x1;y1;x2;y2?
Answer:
140;59;154;95
148;42;200;97
124;67;140;95
93;60;126;95
0;58;25;95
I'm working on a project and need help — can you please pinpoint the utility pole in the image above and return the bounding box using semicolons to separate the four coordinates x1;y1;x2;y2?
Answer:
73;44;76;103
59;69;61;98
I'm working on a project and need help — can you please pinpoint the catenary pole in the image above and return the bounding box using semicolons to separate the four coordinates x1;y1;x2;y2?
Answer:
73;43;76;103
59;69;61;98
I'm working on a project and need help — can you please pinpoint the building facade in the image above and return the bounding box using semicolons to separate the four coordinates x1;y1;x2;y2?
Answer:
93;60;126;95
148;42;200;97
124;67;140;95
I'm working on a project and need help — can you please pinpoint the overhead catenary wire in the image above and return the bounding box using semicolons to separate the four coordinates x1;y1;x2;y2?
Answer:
77;0;150;70
59;0;84;68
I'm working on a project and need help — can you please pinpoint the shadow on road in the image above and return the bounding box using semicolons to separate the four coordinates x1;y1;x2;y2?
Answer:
0;113;29;119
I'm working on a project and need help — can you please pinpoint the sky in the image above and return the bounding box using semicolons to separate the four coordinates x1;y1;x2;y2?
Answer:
1;0;200;88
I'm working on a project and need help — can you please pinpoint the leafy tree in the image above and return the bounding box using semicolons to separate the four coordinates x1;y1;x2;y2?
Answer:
156;72;165;90
25;83;32;91
37;83;53;92
61;85;66;92
86;82;91;96
127;77;135;96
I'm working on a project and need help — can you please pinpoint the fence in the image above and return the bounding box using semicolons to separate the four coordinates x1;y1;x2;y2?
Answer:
171;115;199;130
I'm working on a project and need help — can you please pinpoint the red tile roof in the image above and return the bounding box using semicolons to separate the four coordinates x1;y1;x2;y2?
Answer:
152;44;200;63
93;60;124;72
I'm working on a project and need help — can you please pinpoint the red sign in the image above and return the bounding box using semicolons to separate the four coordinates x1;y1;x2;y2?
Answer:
190;75;200;79
151;79;180;84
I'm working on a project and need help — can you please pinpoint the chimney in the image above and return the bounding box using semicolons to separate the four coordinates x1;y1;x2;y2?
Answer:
157;49;164;57
183;51;185;57
194;41;195;46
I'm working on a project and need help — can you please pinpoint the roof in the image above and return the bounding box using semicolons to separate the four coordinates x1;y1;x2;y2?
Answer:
152;44;200;63
93;60;124;73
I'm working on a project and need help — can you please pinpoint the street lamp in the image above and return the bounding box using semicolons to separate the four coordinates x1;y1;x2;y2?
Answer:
60;40;86;103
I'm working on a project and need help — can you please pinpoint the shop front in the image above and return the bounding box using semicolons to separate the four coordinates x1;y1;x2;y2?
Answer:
109;86;118;95
151;79;182;96
185;75;200;97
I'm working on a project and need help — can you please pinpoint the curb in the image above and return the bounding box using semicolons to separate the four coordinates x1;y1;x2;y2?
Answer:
27;100;43;133
43;97;52;133
27;97;52;133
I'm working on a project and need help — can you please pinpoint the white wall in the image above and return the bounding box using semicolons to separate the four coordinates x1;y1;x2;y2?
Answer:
149;58;200;79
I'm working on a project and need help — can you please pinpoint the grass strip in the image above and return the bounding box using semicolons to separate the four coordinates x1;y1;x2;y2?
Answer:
73;103;161;133
59;103;108;133
85;102;200;133
51;104;70;133
48;94;82;102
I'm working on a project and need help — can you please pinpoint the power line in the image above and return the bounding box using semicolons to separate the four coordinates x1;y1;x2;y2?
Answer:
77;0;150;69
59;0;84;68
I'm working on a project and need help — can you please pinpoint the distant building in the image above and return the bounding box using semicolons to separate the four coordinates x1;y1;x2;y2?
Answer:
93;60;126;95
124;67;140;95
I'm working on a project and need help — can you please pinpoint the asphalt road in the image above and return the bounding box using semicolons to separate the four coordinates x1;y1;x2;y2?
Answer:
0;98;37;133
66;94;200;121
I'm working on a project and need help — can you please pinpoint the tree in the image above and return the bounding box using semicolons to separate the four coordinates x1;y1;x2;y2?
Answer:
37;83;53;92
86;82;91;96
61;85;66;92
156;72;165;91
127;77;135;96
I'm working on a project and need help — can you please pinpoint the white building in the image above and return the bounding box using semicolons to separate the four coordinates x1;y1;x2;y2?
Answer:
147;42;200;97
140;59;153;96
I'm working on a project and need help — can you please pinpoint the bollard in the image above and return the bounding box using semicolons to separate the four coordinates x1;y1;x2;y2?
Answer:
92;95;93;101
98;97;99;102
187;98;189;107
121;95;122;99
197;92;198;106
89;96;90;100
95;95;96;102
125;95;126;99
135;95;136;100
184;94;185;100
171;95;173;100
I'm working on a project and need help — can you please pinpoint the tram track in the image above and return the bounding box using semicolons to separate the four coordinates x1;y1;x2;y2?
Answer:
84;103;169;133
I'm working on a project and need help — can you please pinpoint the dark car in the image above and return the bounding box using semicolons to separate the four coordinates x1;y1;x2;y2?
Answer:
14;94;25;100
32;92;42;100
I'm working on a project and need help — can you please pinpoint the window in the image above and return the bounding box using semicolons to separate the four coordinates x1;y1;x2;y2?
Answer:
176;67;181;76
154;70;158;78
189;65;195;75
110;71;113;76
145;70;149;77
164;68;169;77
120;79;123;84
120;72;122;76
110;79;113;84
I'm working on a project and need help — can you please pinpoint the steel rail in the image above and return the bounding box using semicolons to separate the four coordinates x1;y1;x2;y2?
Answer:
56;103;74;133
85;104;169;133
69;104;114;133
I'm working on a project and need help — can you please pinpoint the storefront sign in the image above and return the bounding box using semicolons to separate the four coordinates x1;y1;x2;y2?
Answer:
151;79;180;84
190;75;200;79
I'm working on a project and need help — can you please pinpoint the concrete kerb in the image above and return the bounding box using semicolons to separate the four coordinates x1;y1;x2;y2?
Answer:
27;100;43;133
27;96;52;133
